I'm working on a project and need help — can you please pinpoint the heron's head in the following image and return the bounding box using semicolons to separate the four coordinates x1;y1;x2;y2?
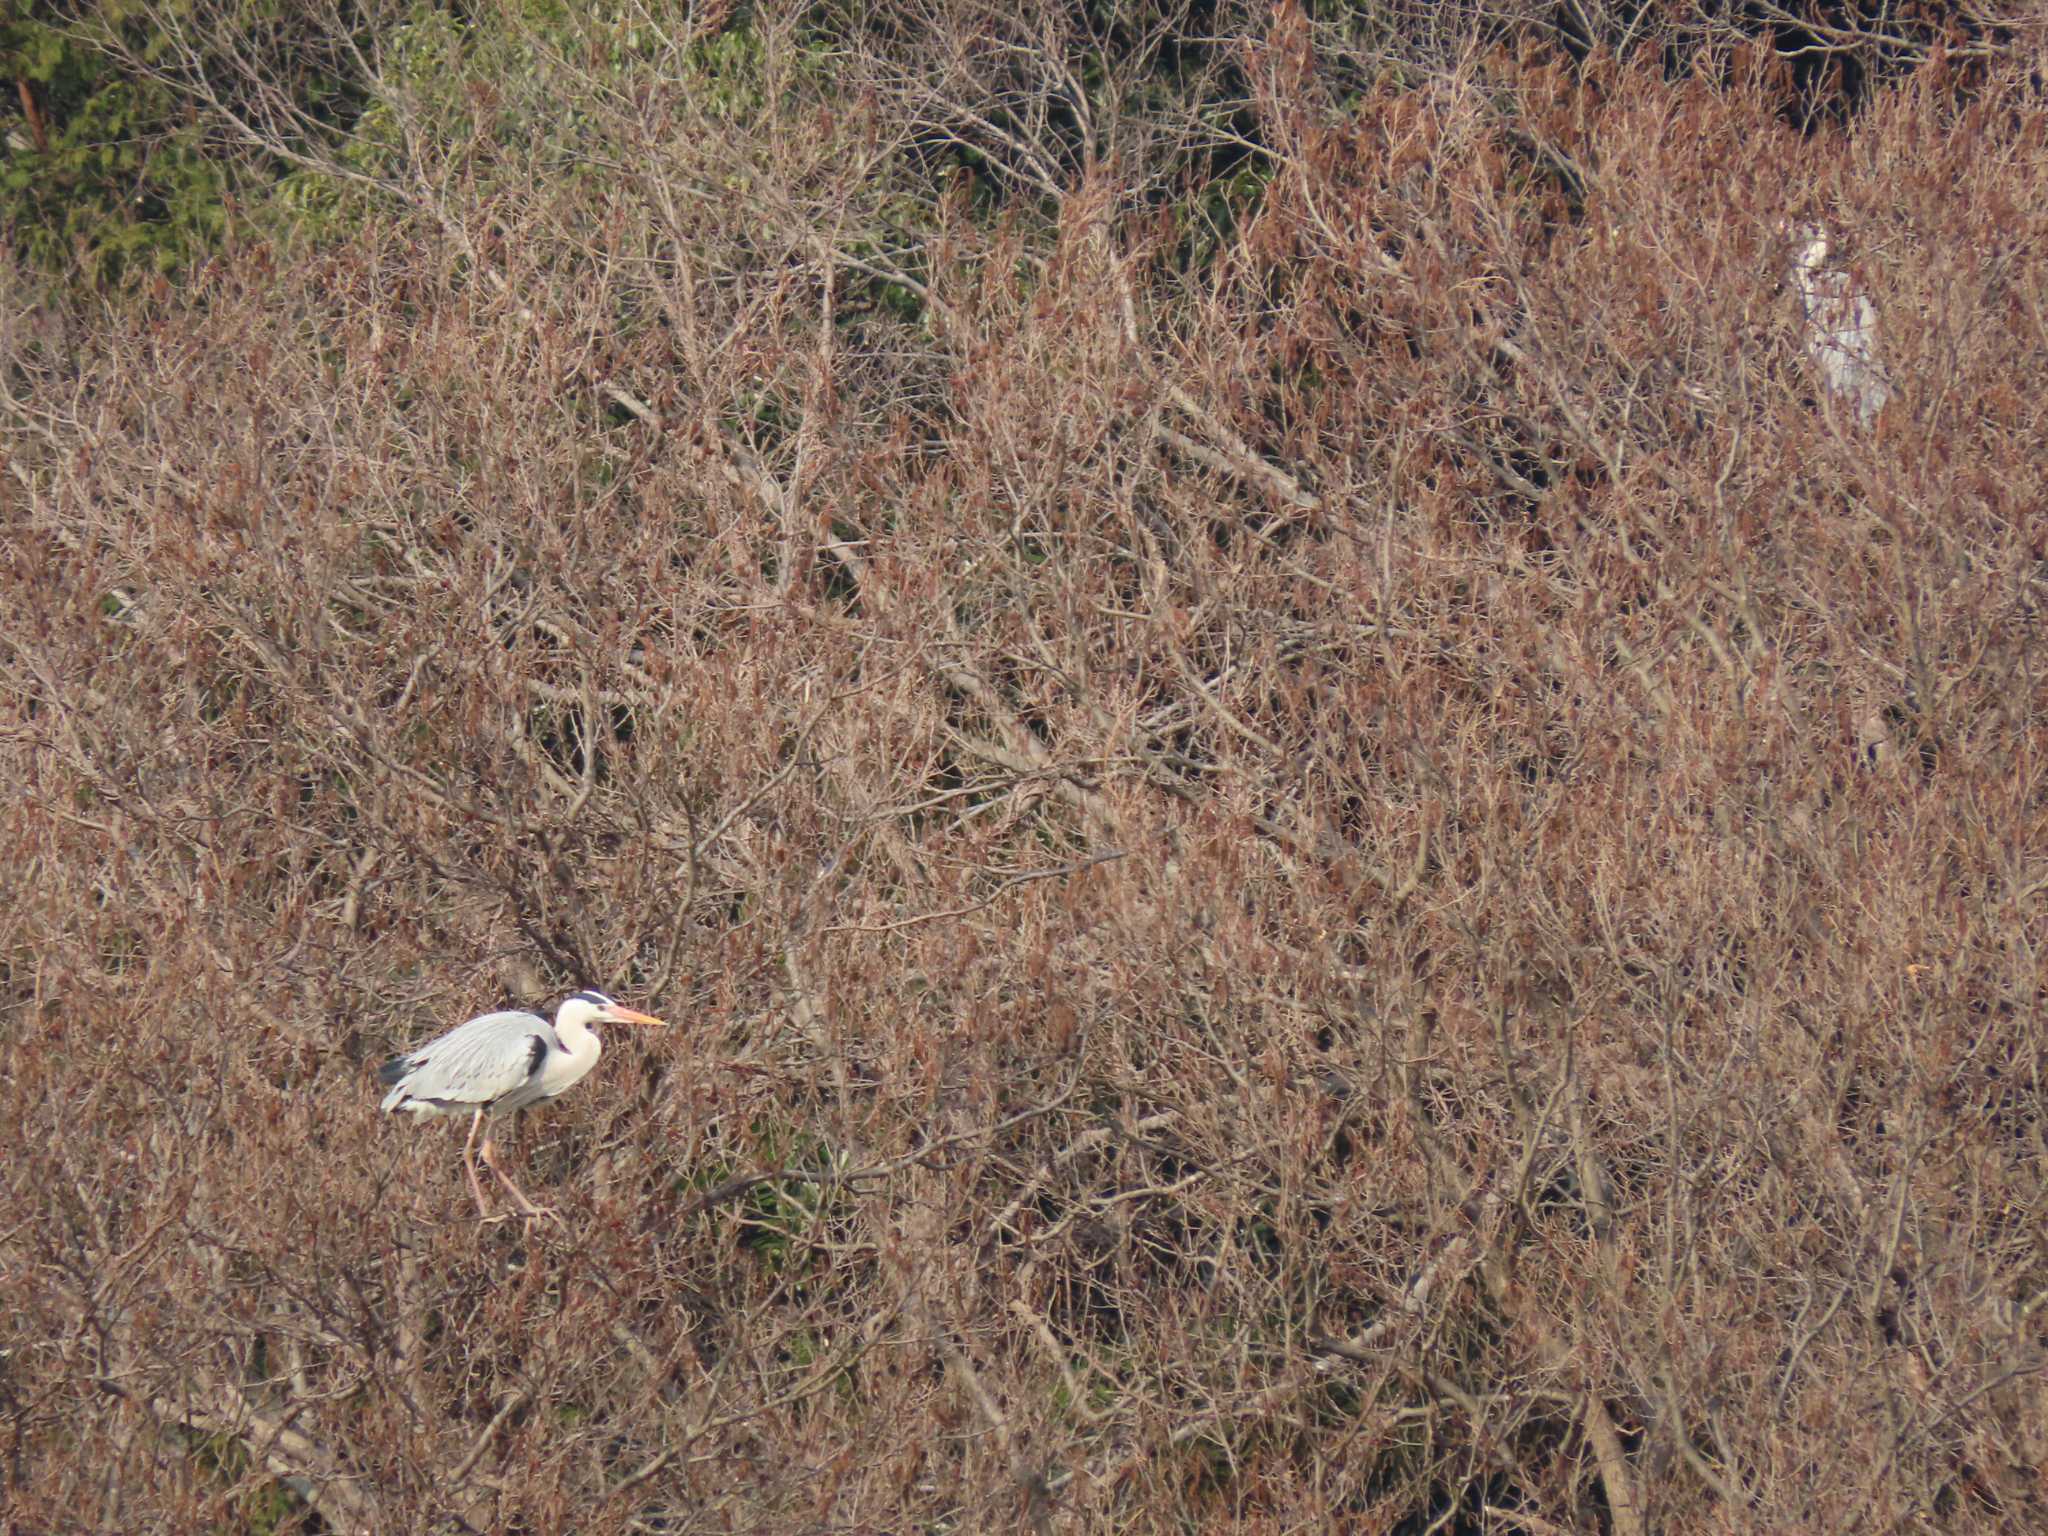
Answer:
558;989;667;1032
1780;220;1832;277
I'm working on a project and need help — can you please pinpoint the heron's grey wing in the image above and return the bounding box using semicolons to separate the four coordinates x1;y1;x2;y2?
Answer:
380;1011;560;1111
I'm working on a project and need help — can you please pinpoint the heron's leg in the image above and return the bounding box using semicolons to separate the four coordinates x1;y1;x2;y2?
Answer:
462;1109;494;1218
479;1133;561;1225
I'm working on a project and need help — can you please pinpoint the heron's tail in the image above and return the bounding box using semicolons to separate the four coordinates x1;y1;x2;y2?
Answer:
377;1059;417;1115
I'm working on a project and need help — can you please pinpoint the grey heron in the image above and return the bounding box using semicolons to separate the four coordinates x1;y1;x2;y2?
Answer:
1785;222;1890;429
378;989;666;1221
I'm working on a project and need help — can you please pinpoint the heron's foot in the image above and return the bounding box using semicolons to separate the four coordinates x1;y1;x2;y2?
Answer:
480;1199;562;1230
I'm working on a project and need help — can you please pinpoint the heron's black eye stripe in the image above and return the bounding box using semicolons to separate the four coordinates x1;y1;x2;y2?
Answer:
570;988;614;1008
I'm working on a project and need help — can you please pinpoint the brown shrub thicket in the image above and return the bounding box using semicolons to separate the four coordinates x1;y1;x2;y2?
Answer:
5;5;2046;1532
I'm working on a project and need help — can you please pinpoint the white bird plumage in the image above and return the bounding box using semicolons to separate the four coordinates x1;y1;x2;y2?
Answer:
379;989;665;1221
1786;221;1890;429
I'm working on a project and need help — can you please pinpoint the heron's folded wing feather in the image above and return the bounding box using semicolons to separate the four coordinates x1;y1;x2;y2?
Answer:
383;1010;559;1108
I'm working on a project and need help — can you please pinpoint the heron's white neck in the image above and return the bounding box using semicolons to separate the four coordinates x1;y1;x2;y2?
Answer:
539;1010;604;1098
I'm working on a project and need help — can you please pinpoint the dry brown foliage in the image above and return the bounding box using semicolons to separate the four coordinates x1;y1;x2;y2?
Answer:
5;5;2047;1533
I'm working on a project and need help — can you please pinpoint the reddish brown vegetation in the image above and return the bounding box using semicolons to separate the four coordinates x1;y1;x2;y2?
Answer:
4;7;2046;1533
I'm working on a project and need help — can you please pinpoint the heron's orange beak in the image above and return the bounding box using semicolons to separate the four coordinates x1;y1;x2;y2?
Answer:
604;1006;667;1027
